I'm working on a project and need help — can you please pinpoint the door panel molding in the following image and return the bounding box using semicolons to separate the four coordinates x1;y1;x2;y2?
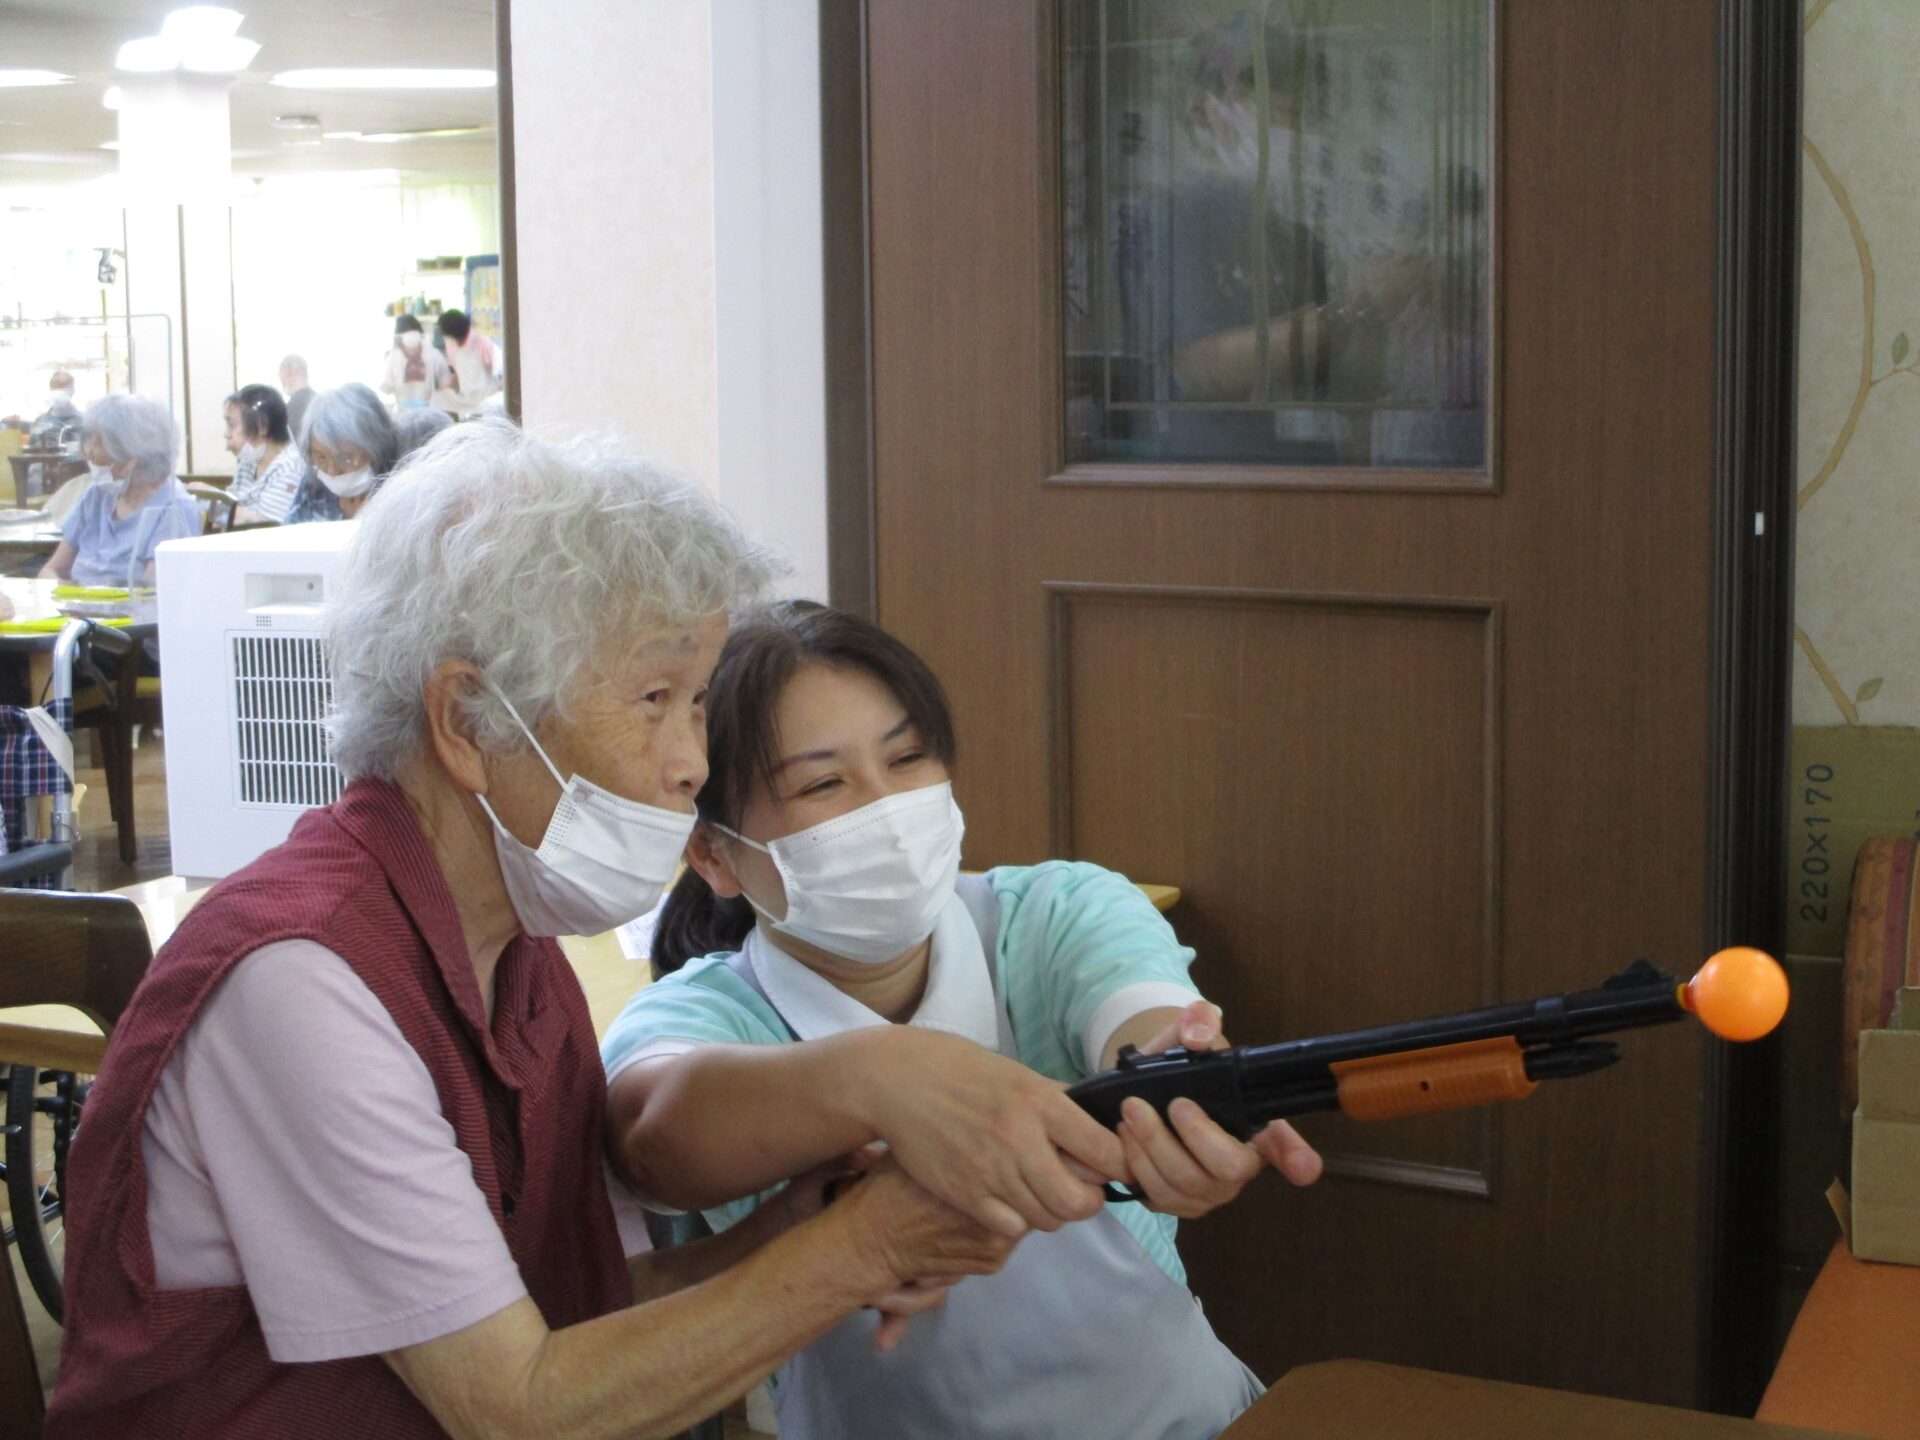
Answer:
1046;581;1505;1197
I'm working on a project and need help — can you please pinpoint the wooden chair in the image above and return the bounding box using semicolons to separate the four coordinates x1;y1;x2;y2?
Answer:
67;626;157;867
0;889;153;1439
183;483;236;536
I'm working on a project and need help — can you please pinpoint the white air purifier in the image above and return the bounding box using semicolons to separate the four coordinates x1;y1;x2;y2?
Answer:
156;521;358;879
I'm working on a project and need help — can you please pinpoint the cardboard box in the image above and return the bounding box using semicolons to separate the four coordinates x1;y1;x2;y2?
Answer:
1788;726;1920;960
1848;988;1920;1265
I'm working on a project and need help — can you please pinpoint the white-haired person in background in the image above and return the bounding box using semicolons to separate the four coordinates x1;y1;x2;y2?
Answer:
40;393;200;589
285;382;401;524
394;405;456;462
45;418;1016;1439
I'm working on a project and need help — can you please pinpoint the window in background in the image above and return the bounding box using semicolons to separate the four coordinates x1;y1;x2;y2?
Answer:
1061;0;1491;475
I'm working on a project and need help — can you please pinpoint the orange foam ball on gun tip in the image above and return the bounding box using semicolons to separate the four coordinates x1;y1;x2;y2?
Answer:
1679;947;1789;1041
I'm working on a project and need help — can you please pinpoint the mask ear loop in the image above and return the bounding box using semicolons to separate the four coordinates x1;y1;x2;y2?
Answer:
471;679;571;841
483;680;570;792
708;822;787;924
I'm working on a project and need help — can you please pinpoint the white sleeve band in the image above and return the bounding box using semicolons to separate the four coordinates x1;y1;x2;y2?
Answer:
601;1044;702;1215
603;1036;700;1085
1082;981;1206;1074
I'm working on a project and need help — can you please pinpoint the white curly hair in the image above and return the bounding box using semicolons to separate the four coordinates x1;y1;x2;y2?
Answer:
324;417;782;780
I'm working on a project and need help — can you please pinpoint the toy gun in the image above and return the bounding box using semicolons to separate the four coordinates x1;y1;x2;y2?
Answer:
1067;947;1788;1202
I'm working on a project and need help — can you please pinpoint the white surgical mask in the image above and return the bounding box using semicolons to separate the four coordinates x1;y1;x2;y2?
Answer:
400;332;423;351
239;441;264;466
475;689;697;938
88;462;114;487
317;464;375;498
720;782;965;965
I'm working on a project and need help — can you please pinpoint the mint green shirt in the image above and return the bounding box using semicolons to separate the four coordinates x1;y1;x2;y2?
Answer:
600;860;1204;1281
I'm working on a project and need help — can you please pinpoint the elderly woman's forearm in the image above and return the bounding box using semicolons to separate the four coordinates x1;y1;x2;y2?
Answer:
391;1206;886;1440
613;1034;886;1210
625;1190;795;1304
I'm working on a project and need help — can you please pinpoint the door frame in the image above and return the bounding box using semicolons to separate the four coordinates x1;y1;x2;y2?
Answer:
819;0;1801;1412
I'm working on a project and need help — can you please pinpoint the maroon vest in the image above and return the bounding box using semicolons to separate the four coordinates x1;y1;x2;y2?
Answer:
45;779;630;1438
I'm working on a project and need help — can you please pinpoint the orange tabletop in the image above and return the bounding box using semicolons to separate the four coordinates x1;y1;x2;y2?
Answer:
1758;1239;1920;1439
1225;1361;1844;1440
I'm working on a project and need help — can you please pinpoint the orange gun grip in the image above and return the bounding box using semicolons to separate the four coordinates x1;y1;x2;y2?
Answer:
1330;1037;1536;1121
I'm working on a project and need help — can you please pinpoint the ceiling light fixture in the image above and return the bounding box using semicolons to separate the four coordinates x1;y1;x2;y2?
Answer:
324;125;491;144
0;70;73;88
271;68;495;90
116;7;260;75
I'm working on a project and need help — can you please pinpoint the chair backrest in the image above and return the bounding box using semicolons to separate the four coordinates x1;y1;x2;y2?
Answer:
0;889;153;1029
0;890;151;1436
184;482;237;536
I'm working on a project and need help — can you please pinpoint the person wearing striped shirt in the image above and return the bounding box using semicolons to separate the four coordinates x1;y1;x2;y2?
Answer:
223;384;305;524
603;603;1323;1440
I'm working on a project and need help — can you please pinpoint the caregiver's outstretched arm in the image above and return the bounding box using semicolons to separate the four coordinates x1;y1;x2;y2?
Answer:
384;1158;1012;1440
609;1025;1129;1237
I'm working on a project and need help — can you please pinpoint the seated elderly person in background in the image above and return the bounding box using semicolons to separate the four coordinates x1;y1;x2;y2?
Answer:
45;419;1014;1438
394;405;455;461
285;382;399;523
223;383;306;524
40;394;200;589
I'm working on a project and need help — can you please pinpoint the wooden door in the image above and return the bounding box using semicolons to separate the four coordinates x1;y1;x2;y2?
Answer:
855;0;1770;1409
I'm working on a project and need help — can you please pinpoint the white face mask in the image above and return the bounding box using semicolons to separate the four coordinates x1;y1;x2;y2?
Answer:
475;689;697;938
720;782;965;965
317;464;375;498
88;462;114;486
239;441;264;465
400;332;423;351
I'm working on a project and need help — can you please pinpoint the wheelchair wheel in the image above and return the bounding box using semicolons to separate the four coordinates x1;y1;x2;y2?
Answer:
3;1062;89;1322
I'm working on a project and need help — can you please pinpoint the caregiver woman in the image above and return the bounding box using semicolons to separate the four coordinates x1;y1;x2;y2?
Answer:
46;421;1015;1440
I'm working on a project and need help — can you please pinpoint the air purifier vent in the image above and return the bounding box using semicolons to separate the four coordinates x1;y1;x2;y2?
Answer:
230;632;343;809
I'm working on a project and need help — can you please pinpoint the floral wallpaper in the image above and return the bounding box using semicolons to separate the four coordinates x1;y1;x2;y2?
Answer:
1794;0;1920;726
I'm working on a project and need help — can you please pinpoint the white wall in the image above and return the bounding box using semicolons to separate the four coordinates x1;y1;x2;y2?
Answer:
509;0;828;600
710;0;829;603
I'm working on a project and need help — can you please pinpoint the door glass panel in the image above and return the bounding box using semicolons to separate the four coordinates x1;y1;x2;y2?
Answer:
1062;0;1490;472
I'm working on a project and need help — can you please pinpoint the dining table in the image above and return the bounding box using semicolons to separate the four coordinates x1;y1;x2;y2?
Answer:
0;510;65;578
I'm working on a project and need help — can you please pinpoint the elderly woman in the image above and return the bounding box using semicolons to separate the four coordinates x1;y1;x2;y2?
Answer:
47;419;1014;1438
284;381;400;523
40;394;200;589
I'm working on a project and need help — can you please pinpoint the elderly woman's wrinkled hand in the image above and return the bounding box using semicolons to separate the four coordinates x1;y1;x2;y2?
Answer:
829;1153;1020;1318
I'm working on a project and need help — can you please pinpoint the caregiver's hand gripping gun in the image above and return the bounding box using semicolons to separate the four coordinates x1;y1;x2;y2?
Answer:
1067;948;1788;1201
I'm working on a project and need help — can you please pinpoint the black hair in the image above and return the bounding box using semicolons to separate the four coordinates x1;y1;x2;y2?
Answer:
438;309;472;343
224;383;292;445
394;314;424;336
650;601;958;977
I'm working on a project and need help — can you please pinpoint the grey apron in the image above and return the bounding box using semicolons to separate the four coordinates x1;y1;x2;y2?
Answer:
725;902;1263;1440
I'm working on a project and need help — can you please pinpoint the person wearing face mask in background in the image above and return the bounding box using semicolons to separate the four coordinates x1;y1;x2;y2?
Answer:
27;368;81;448
604;603;1326;1440
45;422;1016;1439
40;394;200;589
285;382;399;523
381;313;453;413
222;384;306;525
